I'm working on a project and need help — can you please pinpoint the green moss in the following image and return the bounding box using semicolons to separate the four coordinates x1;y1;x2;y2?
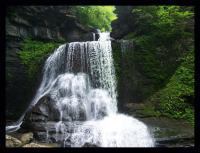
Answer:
18;38;62;79
134;103;161;117
142;104;161;117
120;31;191;100
149;50;194;125
118;6;193;101
117;31;194;126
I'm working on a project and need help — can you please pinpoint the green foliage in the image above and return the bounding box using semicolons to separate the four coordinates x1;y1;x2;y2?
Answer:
138;103;161;117
131;6;193;35
149;50;194;125
156;6;193;27
112;6;194;124
72;6;117;32
130;6;194;50
119;6;194;99
18;38;61;79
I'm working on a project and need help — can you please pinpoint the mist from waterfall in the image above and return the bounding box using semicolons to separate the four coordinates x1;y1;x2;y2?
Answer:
6;32;154;147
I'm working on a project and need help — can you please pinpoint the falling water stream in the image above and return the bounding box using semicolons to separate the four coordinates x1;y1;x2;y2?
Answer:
6;32;154;147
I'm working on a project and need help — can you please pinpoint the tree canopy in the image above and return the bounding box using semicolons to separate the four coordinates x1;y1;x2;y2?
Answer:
72;6;117;32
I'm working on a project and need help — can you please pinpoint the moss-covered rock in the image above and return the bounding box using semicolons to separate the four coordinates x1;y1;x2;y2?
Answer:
111;6;194;125
18;38;62;79
148;50;194;125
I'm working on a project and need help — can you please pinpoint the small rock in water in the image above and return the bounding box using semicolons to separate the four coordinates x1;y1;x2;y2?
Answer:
6;135;22;147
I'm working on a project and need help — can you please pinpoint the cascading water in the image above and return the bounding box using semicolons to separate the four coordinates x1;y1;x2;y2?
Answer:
120;40;134;54
6;32;154;147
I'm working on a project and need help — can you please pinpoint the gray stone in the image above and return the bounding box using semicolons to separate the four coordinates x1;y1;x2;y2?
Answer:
31;121;58;132
34;131;66;143
6;24;19;37
18;26;29;38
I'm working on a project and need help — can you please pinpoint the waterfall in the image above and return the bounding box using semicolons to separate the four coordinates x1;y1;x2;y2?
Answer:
120;40;134;54
92;33;95;41
6;32;154;147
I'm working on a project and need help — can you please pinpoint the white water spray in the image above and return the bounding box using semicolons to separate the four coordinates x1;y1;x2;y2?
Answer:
6;32;154;147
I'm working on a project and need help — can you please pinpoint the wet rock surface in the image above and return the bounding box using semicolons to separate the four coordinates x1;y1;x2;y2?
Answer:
140;117;194;147
111;6;135;39
21;96;86;144
7;108;194;148
124;103;194;147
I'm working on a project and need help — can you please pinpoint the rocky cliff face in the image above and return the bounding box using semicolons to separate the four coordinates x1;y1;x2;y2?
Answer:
6;6;95;120
111;6;147;106
111;6;135;39
6;6;95;41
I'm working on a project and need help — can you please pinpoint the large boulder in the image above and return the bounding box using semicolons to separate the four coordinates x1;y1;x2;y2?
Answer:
22;95;86;144
6;135;23;147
